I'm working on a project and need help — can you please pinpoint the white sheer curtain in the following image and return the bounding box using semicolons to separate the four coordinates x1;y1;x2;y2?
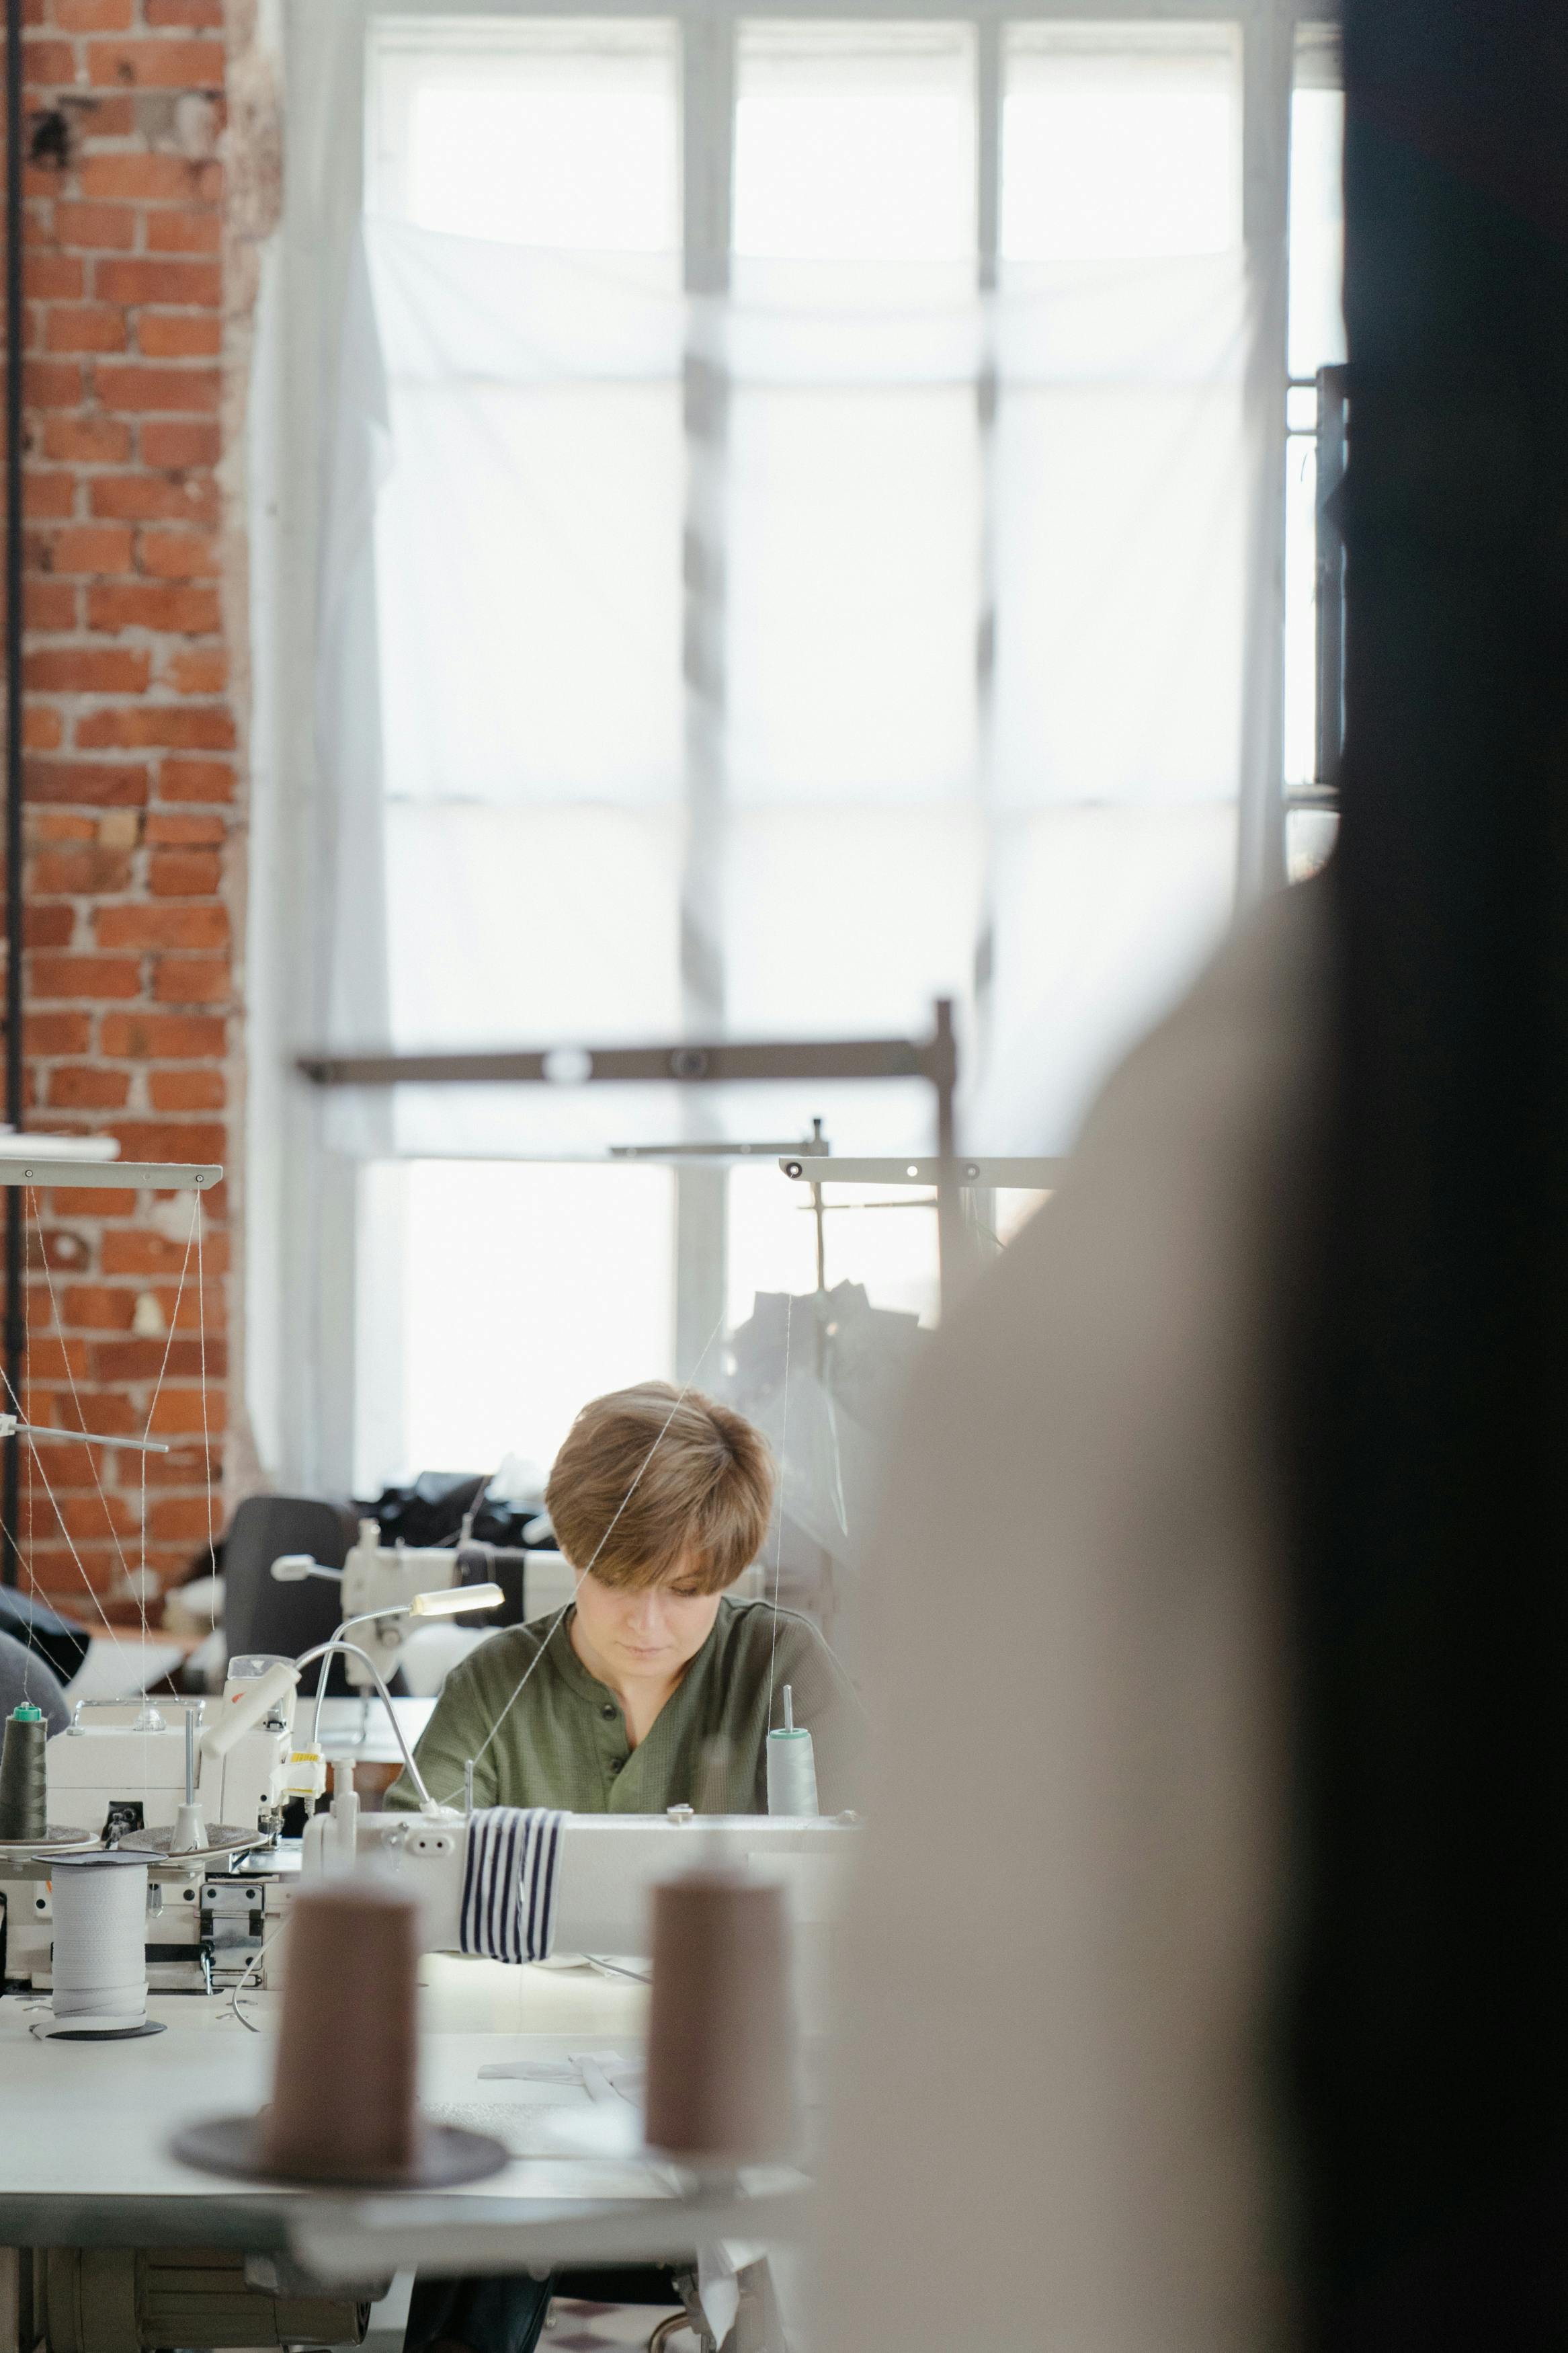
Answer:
324;18;1251;1168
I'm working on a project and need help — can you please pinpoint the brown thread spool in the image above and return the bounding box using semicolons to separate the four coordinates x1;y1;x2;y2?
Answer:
259;1880;420;2182
643;1871;796;2163
0;1705;47;1842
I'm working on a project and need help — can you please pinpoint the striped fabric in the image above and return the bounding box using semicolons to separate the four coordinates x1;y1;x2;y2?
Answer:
460;1806;566;1964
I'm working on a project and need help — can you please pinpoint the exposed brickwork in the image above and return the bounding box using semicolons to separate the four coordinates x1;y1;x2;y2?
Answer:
5;0;244;1618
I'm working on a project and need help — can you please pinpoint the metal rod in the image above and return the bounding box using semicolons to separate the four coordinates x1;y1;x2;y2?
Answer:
297;1039;936;1089
3;0;24;1589
21;1423;171;1455
777;1156;1063;1188
0;1156;221;1191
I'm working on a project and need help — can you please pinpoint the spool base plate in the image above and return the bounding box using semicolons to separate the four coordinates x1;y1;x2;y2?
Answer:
171;2114;511;2190
0;1825;97;1856
31;2017;166;2042
119;1824;265;1864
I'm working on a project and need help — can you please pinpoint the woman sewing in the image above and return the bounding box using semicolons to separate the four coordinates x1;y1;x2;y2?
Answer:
386;1380;846;2353
384;1380;845;1819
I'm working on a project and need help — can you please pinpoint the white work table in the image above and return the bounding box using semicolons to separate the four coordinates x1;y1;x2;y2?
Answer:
0;1979;808;2280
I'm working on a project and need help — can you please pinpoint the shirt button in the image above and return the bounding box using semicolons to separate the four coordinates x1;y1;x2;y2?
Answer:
608;1759;623;1776
601;1704;616;1719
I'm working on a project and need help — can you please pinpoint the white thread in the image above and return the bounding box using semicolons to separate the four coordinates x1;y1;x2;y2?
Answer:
50;1859;149;2024
195;1203;216;1574
136;1195;200;1640
433;1302;733;1806
28;1187;138;1595
766;1294;793;1732
0;1363;126;1652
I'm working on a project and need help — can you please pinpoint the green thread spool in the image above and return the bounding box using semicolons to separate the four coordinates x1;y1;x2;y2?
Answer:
0;1703;48;1842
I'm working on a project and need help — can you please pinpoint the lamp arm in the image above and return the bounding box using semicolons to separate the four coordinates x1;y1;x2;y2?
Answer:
309;1605;413;1749
294;1635;446;1816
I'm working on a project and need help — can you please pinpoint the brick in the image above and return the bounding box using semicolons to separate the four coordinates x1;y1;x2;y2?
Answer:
147;1386;225;1435
148;1066;224;1110
95;902;226;949
139;1449;222;1490
103;1228;228;1276
22;707;63;751
21;582;78;629
23;471;77;518
137;311;222;360
162;647;225;694
54;0;136;29
25;253;85;299
155;756;231;802
24;1336;90;1382
27;811;97;842
42;1187;136;1218
39;522;134;574
78;155;220;204
26;645;149;693
30;843;134;892
44;1066;130;1111
149;957;228;1004
24;902;73;945
146;207;220;256
87;39;225;89
30;951;142;998
24;37;75;81
87;581;219;634
41;411;130;464
100;1011;222;1058
59;1282;137;1329
53;199;135;249
138;420;216;468
148;1494;216;1542
25;358;84;406
145;811;222;844
44;303;126;354
138;527;218;580
92;363;220;415
24;1010;91;1053
145;0;222;22
77;703;234;750
48;1493;138;1542
109;1118;224;1160
149;846;220;894
25;758;148;806
91;472;217;524
95;257;221;307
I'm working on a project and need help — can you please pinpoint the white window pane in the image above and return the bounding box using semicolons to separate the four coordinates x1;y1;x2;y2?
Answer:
1288;82;1346;378
735;23;976;262
377;381;682;806
994;387;1245;807
1002;26;1241;262
728;1166;940;1331
1282;434;1319;788
727;388;978;803
371;21;679;253
358;1160;675;1489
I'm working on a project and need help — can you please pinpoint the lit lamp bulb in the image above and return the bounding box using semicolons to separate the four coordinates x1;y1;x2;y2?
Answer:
408;1583;505;1620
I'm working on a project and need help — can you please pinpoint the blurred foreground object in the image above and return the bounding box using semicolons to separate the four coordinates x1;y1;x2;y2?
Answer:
815;883;1324;2352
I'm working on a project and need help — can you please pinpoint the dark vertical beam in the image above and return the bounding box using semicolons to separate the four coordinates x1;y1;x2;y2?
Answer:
1294;0;1568;2341
2;0;22;1589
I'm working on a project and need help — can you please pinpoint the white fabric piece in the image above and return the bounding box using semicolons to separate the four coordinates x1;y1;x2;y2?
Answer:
698;2241;770;2350
811;882;1325;2351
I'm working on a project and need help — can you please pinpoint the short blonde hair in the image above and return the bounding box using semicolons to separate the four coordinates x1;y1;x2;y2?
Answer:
545;1383;774;1595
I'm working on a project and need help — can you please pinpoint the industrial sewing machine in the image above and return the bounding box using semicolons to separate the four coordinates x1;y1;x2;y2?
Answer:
0;1656;313;1997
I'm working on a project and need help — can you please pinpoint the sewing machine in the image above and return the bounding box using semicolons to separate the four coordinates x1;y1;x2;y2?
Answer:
0;1659;313;1998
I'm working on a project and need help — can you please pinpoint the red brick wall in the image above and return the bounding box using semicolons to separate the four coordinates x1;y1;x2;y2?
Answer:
9;0;241;1621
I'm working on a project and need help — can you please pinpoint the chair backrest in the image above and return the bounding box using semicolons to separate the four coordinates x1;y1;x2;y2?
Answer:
0;1630;71;1730
222;1495;359;1693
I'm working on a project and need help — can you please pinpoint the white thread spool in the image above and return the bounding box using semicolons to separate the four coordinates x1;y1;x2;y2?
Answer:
766;1685;819;1817
39;1853;153;2036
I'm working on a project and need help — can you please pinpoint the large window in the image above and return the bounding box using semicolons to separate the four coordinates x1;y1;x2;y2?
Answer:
306;3;1333;1492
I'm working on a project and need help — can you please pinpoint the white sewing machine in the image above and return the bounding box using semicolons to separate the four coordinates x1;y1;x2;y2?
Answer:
272;1522;580;1693
0;1658;313;1998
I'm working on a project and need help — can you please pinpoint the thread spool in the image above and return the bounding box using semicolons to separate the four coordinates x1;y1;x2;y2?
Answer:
263;1880;420;2180
644;1869;795;2163
765;1685;819;1817
32;1851;163;2041
169;1880;507;2186
0;1703;46;1841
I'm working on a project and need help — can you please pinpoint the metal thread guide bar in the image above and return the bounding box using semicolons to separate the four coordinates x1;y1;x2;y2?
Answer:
0;1158;220;1192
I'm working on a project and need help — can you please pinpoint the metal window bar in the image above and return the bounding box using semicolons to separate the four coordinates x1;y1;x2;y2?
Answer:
1315;361;1349;797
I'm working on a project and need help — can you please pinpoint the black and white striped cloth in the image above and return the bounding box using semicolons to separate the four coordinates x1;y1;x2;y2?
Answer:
459;1807;566;1964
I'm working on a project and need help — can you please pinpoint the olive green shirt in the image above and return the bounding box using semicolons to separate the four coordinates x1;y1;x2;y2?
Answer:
384;1597;850;1817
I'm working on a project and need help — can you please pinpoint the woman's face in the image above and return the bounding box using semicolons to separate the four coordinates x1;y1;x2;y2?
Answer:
571;1553;725;1685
